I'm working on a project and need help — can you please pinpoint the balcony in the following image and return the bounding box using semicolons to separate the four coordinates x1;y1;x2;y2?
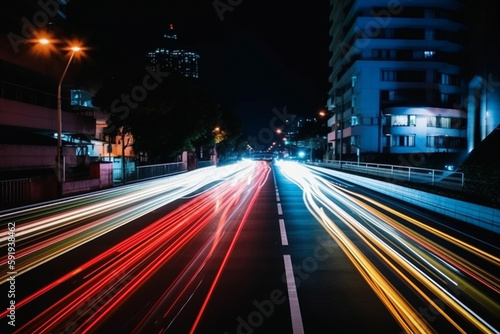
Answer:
327;131;336;142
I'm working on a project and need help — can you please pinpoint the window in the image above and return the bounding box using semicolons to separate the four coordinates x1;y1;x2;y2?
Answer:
391;135;415;147
440;117;451;128
425;29;434;41
389;91;396;100
427;136;465;149
373;49;395;59
380;90;396;102
441;73;450;85
391;115;416;126
351;116;359;126
427;116;436;127
409;115;416;126
427;116;453;128
424;9;435;18
381;70;396;81
426;136;434;147
350;135;360;146
424;50;435;59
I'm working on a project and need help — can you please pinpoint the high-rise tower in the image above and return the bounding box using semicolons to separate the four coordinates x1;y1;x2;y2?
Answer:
147;24;200;79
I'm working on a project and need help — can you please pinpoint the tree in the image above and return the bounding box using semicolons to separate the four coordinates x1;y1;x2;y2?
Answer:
215;104;243;161
93;65;233;163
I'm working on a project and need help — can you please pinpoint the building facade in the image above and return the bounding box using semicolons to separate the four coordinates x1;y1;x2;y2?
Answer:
326;0;468;161
147;24;200;79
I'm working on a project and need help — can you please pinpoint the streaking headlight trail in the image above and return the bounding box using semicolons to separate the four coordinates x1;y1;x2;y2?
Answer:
0;160;271;333
277;160;500;334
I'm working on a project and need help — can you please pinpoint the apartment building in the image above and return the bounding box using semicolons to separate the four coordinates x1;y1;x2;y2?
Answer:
326;0;468;161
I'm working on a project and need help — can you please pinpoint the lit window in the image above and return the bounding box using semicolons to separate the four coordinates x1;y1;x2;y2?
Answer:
391;115;417;126
424;50;435;59
392;115;408;126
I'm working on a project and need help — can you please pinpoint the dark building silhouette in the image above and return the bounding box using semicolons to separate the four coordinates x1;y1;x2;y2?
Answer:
147;24;200;79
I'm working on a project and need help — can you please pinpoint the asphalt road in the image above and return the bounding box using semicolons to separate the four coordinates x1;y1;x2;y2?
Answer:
1;160;499;333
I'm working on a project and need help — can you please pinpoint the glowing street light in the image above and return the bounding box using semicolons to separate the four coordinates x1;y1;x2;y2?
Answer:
212;126;223;165
38;38;83;194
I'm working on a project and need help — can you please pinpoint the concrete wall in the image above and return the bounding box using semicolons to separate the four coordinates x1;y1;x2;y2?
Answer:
0;98;95;134
95;162;113;188
62;178;101;196
0;144;76;169
61;162;113;196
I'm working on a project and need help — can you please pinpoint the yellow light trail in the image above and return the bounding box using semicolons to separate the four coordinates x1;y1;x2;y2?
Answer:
277;161;500;334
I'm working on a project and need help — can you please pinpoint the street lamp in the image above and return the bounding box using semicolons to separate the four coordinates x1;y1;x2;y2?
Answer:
38;38;82;194
57;46;81;184
212;126;222;165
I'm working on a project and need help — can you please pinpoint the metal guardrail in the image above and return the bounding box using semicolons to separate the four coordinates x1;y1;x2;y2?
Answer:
314;160;464;190
113;162;187;184
197;160;215;168
136;162;186;180
0;178;31;207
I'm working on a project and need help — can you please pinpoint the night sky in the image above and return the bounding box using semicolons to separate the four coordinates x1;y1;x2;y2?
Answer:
60;0;332;136
4;1;495;138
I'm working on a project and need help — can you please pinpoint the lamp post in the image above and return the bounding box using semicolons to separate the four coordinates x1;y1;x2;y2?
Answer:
39;37;81;194
212;126;221;166
57;46;81;186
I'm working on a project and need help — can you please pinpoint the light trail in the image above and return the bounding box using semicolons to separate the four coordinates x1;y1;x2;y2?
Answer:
277;161;500;334
2;161;271;333
0;163;253;282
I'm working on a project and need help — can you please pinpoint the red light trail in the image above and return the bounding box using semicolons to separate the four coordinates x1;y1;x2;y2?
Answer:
1;161;271;333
